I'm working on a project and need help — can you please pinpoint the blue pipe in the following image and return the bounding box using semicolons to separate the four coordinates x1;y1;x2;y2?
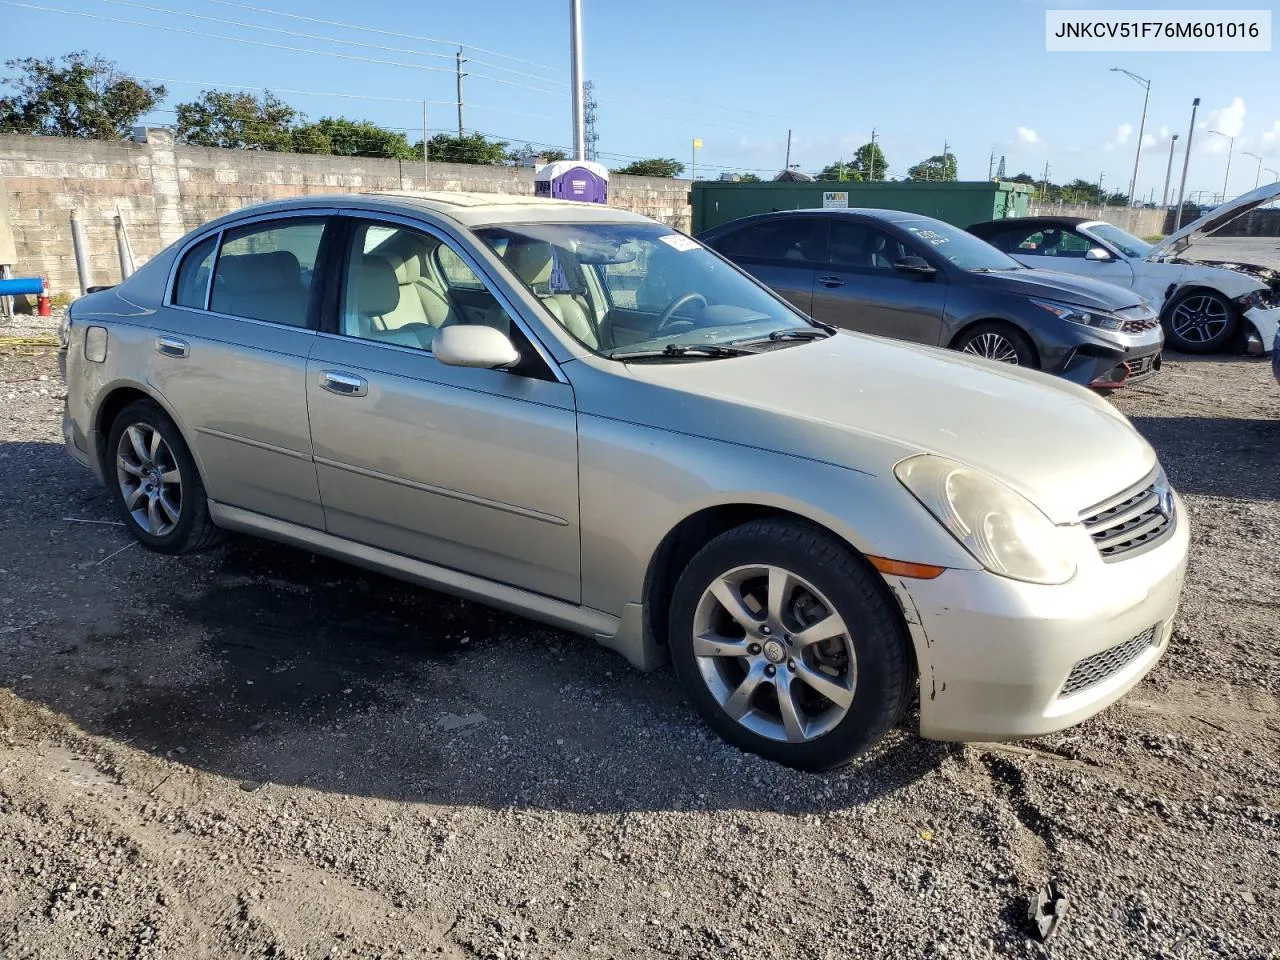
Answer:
0;277;44;296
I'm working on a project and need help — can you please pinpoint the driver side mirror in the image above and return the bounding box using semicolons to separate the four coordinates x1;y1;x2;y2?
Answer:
893;255;937;277
1085;247;1113;262
433;325;519;369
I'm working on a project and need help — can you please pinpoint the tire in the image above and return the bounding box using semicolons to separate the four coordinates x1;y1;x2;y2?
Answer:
1162;289;1238;353
105;399;221;554
668;519;913;771
954;322;1038;367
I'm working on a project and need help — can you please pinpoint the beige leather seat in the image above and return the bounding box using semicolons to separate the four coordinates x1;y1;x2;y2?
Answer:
499;241;597;348
378;251;461;329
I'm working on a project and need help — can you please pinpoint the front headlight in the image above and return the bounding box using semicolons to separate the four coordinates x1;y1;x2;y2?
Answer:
895;455;1077;585
1030;297;1125;331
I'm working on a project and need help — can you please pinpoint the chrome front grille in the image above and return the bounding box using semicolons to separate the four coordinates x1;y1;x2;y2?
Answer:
1060;626;1157;697
1081;475;1175;561
1120;317;1159;333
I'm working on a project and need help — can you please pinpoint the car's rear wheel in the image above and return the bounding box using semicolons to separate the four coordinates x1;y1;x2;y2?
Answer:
955;322;1037;367
668;520;912;770
106;400;221;554
1163;290;1237;353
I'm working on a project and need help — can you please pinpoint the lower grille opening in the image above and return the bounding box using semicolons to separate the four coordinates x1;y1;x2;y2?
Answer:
1060;625;1158;698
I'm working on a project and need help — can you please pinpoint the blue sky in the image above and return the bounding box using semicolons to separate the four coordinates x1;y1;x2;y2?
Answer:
4;0;1277;202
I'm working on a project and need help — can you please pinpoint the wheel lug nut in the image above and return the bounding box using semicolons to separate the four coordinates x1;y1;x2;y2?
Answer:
747;643;761;656
761;626;771;636
787;659;796;670
764;665;776;677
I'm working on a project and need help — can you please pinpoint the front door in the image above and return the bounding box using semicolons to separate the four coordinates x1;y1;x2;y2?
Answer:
995;224;1136;287
148;215;331;529
709;216;826;315
305;215;581;602
810;218;949;345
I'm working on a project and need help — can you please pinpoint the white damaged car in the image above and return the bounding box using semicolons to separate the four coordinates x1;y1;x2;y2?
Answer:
969;184;1280;355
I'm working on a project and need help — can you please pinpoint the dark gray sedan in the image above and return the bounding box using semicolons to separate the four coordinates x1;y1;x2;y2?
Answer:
697;209;1164;389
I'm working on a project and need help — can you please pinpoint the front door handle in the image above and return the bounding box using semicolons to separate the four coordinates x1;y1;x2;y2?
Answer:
818;276;846;288
319;370;368;397
155;336;189;358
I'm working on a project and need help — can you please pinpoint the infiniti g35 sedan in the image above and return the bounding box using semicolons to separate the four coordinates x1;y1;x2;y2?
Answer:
698;209;1165;390
61;192;1190;769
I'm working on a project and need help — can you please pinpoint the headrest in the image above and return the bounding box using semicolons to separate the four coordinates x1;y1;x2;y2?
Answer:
392;252;422;285
503;241;555;289
353;256;400;317
216;251;301;294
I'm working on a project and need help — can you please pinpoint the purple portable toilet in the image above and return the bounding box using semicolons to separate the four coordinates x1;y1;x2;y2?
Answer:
534;160;609;204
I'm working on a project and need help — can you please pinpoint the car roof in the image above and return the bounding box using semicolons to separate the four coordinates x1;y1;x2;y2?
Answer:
968;216;1093;233
187;191;656;232
699;208;941;236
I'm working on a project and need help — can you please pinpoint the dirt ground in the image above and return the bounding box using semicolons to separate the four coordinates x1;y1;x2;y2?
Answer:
1;341;1278;960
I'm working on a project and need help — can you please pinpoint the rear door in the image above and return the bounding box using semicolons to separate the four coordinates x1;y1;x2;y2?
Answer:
810;218;949;345
706;217;825;314
148;214;332;529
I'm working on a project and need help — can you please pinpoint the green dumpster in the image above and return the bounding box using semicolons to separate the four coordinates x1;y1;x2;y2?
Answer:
689;180;1034;234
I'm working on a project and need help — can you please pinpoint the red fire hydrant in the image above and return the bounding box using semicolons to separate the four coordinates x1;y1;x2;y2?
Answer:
37;276;51;317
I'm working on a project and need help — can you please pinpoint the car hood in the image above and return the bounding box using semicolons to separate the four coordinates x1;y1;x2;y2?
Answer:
967;267;1147;311
610;333;1156;524
1148;182;1280;260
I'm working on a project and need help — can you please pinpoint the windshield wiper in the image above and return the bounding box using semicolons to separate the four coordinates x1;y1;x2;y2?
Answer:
730;324;837;347
612;342;760;361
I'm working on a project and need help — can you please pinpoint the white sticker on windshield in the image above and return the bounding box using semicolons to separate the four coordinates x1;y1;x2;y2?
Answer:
659;233;701;252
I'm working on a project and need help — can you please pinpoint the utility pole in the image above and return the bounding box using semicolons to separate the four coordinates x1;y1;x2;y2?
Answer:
422;100;430;188
1174;97;1200;231
1040;161;1051;203
1110;67;1150;205
869;128;878;180
569;0;585;161
454;49;467;138
784;129;792;173
942;140;950;180
1161;133;1179;206
1242;151;1263;190
989;150;996;180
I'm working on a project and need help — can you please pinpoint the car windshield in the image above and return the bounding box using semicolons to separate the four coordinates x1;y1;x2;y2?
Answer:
473;222;817;359
1087;223;1153;258
896;219;1023;272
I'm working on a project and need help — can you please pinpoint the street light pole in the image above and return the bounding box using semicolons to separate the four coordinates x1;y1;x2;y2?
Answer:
1208;129;1235;204
1242;151;1263;190
569;0;585;161
1110;67;1150;205
1174;97;1200;231
1161;133;1179;207
1267;167;1280;184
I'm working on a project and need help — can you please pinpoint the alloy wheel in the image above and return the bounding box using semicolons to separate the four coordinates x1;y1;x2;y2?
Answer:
961;332;1020;364
115;423;183;537
1170;294;1229;344
691;564;857;743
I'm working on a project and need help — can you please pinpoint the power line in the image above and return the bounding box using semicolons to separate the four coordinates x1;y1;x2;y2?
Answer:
2;1;562;95
197;0;564;76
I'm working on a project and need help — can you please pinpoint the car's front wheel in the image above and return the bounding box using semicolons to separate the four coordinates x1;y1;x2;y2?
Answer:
954;322;1038;367
1163;289;1238;353
668;520;913;770
106;399;221;554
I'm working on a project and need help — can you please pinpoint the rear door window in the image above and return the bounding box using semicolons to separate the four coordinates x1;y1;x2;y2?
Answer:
172;235;218;309
210;219;328;326
716;219;826;263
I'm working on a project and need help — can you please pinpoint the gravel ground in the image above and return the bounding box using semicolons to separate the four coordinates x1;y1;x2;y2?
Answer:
1;344;1277;960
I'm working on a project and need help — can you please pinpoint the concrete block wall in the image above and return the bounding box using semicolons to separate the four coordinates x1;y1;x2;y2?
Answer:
0;130;693;297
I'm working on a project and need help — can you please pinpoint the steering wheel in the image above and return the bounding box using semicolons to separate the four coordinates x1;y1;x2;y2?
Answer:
656;292;708;332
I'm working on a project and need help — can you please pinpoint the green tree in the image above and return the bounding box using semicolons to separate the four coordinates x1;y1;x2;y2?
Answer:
1007;172;1037;185
817;160;863;182
907;153;958;182
507;143;568;166
739;172;761;182
295;117;417;159
853;142;887;181
175;90;300;151
421;132;510;165
0;52;165;139
612;158;685;178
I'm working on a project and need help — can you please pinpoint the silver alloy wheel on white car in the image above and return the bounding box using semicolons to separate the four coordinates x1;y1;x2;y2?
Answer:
691;564;857;743
115;423;183;537
1169;293;1231;346
961;332;1021;364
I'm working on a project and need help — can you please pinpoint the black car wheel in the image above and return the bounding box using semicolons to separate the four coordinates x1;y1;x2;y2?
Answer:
954;322;1038;368
1163;290;1238;353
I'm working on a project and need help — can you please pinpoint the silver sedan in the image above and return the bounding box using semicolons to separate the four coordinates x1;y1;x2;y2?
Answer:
61;192;1189;769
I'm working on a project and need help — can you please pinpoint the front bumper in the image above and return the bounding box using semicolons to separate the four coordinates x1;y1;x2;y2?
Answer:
1244;304;1280;357
1046;324;1164;390
893;490;1190;742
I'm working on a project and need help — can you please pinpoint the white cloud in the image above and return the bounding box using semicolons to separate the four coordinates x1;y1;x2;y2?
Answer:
1104;123;1133;152
1205;97;1246;146
1016;126;1038;144
1260;120;1280;153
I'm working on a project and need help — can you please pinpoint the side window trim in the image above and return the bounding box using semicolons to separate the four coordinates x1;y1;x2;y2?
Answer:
330;210;568;385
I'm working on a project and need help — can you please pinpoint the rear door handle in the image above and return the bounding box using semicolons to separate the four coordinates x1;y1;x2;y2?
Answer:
817;276;845;288
319;370;368;397
155;336;189;358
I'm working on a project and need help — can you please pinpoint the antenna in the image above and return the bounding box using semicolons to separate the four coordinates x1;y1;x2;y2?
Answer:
583;79;599;162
